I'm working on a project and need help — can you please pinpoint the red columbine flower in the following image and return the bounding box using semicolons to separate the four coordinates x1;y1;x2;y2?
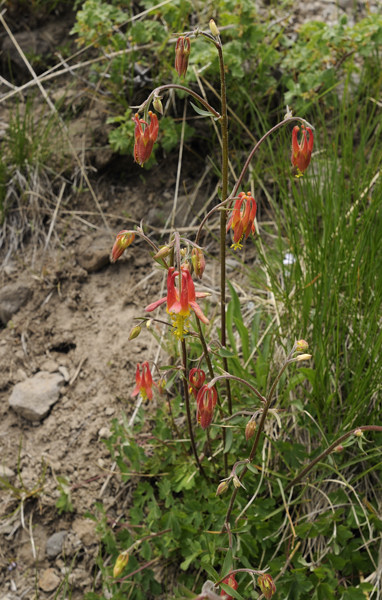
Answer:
220;573;238;599
226;191;257;250
196;384;217;429
175;36;191;77
131;362;153;401
133;111;159;167
257;574;276;600
110;230;135;262
291;125;314;177
189;368;206;398
145;267;209;339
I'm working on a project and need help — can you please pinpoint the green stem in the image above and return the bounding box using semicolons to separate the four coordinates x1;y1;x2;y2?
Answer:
223;350;295;526
208;374;266;405
181;339;208;480
217;42;232;416
143;84;221;119
196;318;228;476
284;425;382;493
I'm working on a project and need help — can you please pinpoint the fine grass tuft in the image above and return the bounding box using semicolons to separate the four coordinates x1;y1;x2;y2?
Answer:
259;73;382;434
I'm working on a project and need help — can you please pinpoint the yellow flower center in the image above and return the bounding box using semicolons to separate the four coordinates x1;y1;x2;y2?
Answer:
170;313;189;340
231;235;244;251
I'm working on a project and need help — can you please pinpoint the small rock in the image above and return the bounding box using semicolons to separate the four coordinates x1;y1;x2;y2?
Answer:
15;368;27;381
76;235;111;273
0;282;33;325
72;518;96;546
58;365;70;382
9;371;65;421
98;426;111;439
38;568;60;592
40;358;59;373
105;407;115;416
46;531;67;559
0;465;15;479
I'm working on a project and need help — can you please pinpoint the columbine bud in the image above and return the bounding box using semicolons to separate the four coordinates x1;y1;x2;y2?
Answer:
153;95;163;115
175;36;191;77
232;476;241;489
113;552;129;578
110;230;135;263
216;480;230;496
295;353;312;362
154;245;172;260
191;247;206;279
257;574;276;600
295;339;309;352
245;419;256;441
209;19;220;37
128;325;142;340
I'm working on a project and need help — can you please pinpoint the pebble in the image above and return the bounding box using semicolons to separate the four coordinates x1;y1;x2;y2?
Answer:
0;282;33;325
58;365;70;382
98;426;111;439
38;568;61;592
40;358;59;373
76;234;111;273
8;371;65;421
46;531;67;558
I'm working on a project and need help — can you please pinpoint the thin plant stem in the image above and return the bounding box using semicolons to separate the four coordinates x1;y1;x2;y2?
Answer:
223;350;295;526
142;84;221;119
216;41;232;416
181;339;208;480
284;425;382;493
195;318;228;476
232;116;313;198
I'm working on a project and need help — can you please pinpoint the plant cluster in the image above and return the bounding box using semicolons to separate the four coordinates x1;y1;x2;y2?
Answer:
86;17;382;600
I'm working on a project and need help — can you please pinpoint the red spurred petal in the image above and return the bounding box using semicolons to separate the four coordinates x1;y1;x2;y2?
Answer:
190;301;209;324
145;297;167;312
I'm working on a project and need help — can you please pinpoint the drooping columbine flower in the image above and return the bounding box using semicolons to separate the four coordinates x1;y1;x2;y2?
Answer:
291;125;314;177
196;384;217;429
175;36;191;77
226;191;257;250
257;574;276;600
110;230;135;262
131;361;153;401
189;368;206;398
145;267;209;340
133;111;159;167
220;573;238;599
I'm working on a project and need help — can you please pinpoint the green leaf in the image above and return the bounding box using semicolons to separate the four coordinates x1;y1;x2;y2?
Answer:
190;101;215;119
221;549;233;578
220;583;246;600
224;426;233;453
218;348;236;358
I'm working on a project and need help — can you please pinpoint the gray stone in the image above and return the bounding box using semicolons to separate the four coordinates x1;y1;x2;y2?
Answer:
77;235;111;273
9;371;65;421
46;531;67;558
0;282;33;324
